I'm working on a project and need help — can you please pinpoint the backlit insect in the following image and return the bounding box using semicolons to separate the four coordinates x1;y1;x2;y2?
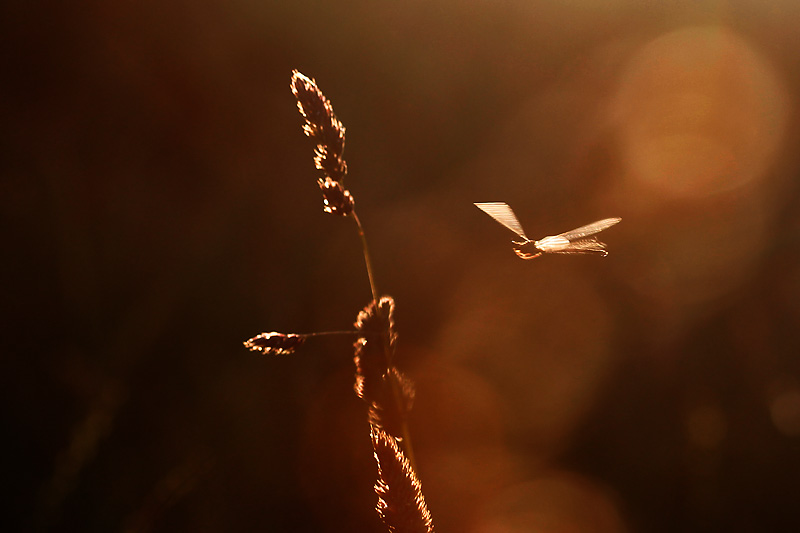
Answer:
474;202;621;259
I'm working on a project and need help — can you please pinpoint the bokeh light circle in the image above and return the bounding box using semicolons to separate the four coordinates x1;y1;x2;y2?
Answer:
613;26;787;200
474;470;627;533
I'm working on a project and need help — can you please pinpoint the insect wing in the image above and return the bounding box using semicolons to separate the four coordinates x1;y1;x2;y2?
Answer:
557;217;621;241
551;238;608;255
474;202;528;240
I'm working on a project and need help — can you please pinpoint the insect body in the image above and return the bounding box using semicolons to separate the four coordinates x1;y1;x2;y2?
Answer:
474;202;621;259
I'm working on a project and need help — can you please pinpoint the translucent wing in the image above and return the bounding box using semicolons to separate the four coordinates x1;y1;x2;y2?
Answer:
557;217;621;241
474;202;528;240
547;237;608;255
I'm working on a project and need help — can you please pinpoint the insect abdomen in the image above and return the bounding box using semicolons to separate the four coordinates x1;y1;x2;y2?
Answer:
534;236;571;253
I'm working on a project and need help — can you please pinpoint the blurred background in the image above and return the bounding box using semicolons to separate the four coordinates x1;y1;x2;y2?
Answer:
3;0;800;531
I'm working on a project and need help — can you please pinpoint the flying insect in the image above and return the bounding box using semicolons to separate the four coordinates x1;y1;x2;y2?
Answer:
474;202;621;259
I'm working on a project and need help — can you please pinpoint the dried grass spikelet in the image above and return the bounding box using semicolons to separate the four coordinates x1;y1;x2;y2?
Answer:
354;298;393;384
371;426;434;533
354;296;398;377
318;176;354;215
291;70;353;216
290;70;347;181
355;296;398;351
243;332;305;356
354;297;414;439
363;367;416;438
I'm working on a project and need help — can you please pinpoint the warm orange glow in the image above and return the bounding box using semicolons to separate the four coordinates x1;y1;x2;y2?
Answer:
613;26;788;201
10;2;800;531
686;404;727;450
770;387;800;437
437;260;615;454
474;471;626;533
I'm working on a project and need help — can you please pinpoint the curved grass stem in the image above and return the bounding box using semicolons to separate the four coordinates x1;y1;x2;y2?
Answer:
351;209;417;471
352;211;380;306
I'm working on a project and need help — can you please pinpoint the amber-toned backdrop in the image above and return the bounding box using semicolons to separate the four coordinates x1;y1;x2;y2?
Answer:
3;1;800;531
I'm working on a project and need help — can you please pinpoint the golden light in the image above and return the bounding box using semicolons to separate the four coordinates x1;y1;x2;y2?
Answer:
612;26;787;202
600;26;793;336
473;470;627;533
769;386;800;437
436;258;615;454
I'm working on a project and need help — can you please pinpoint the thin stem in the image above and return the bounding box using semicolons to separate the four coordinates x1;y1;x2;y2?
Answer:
301;330;364;338
388;374;418;471
351;209;418;471
352;211;380;306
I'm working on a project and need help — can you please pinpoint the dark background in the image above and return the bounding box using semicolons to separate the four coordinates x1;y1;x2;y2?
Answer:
3;1;800;531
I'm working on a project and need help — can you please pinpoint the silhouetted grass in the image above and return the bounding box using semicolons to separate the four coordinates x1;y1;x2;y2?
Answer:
244;70;433;532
